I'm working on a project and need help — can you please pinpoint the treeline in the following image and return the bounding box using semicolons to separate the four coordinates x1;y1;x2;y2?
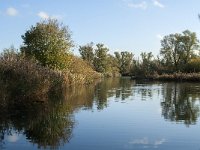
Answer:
79;43;134;77
1;19;200;106
79;30;200;79
135;30;200;80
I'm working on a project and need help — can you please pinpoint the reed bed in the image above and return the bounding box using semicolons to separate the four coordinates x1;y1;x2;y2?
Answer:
0;52;101;105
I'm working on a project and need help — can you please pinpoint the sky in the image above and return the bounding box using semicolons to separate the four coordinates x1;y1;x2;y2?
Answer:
0;0;200;56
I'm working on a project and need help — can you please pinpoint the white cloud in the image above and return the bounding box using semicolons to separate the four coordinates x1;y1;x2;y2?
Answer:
6;7;18;16
153;0;165;8
37;11;63;20
37;11;49;19
156;34;163;40
128;1;148;10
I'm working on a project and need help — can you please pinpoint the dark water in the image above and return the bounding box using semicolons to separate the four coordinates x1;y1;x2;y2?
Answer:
1;78;200;150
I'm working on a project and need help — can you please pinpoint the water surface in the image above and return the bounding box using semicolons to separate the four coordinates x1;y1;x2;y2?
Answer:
1;78;200;150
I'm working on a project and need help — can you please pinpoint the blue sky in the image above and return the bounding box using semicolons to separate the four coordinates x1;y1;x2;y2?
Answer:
0;0;200;56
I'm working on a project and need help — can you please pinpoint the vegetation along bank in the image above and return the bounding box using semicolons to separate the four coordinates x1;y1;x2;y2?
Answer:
1;19;200;105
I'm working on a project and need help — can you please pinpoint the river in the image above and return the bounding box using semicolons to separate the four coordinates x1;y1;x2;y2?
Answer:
1;78;200;150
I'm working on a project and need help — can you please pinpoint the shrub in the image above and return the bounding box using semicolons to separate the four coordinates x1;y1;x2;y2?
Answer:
0;49;64;104
184;58;200;73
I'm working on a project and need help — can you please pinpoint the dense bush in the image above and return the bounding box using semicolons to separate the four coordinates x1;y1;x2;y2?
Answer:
184;58;200;73
66;56;102;84
0;49;64;104
0;49;102;104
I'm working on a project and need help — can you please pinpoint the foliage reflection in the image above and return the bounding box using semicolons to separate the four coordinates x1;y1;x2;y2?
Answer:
1;78;200;149
0;84;74;149
161;82;200;126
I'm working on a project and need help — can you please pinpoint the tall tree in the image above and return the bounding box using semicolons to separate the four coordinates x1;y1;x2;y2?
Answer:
181;30;199;64
79;42;94;67
160;30;199;71
21;19;73;70
160;33;181;70
114;51;133;75
94;44;109;73
106;54;120;76
140;52;154;75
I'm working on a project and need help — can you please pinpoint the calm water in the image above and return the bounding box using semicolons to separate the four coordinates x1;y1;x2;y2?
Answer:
1;78;200;150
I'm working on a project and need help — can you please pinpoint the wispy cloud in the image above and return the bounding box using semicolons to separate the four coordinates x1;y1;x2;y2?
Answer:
38;11;49;19
128;1;148;10
6;7;18;16
156;34;163;40
37;11;63;20
123;0;165;10
153;0;165;8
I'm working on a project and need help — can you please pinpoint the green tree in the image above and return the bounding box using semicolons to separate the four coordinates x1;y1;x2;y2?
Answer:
106;54;120;76
94;43;109;73
114;51;133;75
131;52;163;77
21;19;73;70
121;51;133;75
114;51;121;68
180;30;199;64
140;52;154;75
160;30;199;71
79;42;94;67
160;33;182;70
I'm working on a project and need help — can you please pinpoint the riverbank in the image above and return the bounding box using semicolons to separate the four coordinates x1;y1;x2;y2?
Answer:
131;72;200;82
0;52;101;104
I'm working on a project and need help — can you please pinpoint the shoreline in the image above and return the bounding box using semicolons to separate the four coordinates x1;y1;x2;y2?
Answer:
130;72;200;82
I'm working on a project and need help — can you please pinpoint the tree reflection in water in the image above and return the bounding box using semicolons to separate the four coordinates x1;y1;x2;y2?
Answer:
0;77;135;149
0;95;74;149
94;78;134;110
132;81;200;126
161;82;200;126
1;78;200;149
0;77;79;149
